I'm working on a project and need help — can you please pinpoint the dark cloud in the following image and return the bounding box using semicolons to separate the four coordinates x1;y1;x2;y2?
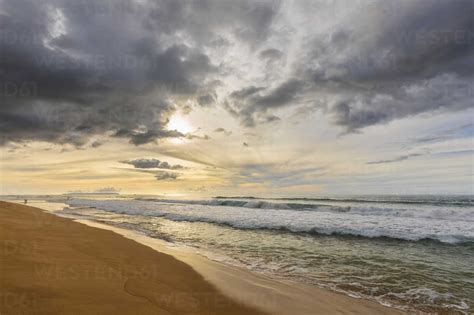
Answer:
305;1;474;84
0;0;279;146
263;115;280;123
328;74;473;133
330;99;389;132
2;0;472;143
198;94;215;106
121;158;161;168
303;0;474;132
221;0;473;132
258;48;283;60
230;86;265;100
113;128;184;146
90;139;105;148
228;79;305;127
253;79;305;108
155;171;179;181
120;158;184;170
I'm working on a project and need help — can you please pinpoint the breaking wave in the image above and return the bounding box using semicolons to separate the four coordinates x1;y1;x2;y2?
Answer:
66;198;474;244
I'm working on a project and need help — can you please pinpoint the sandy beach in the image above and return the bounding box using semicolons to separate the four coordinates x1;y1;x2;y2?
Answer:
0;201;403;314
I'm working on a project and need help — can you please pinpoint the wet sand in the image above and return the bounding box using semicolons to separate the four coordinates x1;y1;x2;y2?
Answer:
0;201;403;314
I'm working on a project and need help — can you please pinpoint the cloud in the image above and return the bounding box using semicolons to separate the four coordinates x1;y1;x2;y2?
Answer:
229;86;265;100
228;79;306;127
253;79;305;109
198;94;215;106
221;0;473;132
90;139;105;148
304;1;474;132
0;0;279;146
366;152;428;165
214;127;232;136
120;158;184;170
155;171;179;181
328;74;473;133
2;0;472;145
259;48;284;60
184;133;211;140
113;128;184;146
412;123;474;144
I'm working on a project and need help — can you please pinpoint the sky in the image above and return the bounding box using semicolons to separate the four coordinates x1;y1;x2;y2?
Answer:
0;0;473;196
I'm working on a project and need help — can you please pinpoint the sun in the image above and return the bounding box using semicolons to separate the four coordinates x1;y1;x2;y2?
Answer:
167;114;193;134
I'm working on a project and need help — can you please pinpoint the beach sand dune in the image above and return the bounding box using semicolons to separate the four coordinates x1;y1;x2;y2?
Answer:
0;201;265;314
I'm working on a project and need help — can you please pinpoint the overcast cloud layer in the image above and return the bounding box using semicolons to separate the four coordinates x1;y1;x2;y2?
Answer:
1;0;473;146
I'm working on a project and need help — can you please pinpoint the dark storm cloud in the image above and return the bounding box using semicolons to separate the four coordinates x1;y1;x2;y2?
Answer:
120;158;184;170
0;0;280;146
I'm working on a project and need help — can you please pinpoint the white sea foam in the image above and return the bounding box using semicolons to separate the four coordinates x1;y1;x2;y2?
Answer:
66;199;474;244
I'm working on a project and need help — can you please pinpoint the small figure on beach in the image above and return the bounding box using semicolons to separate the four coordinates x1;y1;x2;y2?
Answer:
24;199;27;204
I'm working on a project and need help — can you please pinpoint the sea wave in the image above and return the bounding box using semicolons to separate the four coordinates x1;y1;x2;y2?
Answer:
212;195;474;206
66;199;474;244
135;197;474;222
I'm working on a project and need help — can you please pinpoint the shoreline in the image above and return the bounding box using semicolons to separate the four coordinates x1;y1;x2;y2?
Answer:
75;219;405;315
0;201;403;314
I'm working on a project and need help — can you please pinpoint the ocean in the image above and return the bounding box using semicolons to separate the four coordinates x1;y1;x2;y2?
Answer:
18;195;474;314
